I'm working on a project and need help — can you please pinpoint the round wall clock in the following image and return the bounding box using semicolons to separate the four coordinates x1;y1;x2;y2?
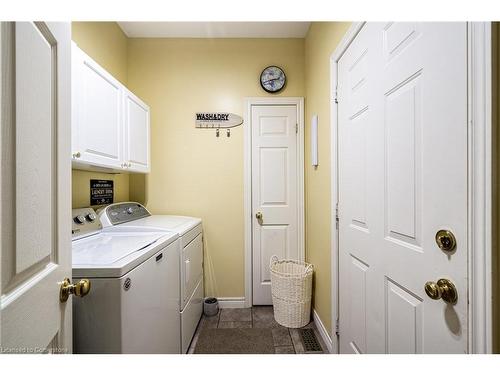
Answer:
260;66;286;93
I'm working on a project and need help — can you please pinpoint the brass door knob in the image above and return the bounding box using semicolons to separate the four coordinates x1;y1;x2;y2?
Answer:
424;278;458;304
255;212;263;220
435;229;456;252
60;278;91;302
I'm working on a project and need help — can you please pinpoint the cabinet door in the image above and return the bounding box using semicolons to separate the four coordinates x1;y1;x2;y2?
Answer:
72;45;123;169
124;89;150;173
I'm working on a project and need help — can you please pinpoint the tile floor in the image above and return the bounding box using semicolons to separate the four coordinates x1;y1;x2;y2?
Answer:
188;306;328;354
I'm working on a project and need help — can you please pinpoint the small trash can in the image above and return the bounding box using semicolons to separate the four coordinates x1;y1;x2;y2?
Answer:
203;297;219;317
270;255;313;328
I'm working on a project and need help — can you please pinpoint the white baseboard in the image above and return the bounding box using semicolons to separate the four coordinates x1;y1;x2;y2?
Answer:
313;309;333;353
217;297;246;308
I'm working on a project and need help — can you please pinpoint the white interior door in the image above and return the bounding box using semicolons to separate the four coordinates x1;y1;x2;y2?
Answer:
0;22;72;353
337;22;468;353
251;104;299;305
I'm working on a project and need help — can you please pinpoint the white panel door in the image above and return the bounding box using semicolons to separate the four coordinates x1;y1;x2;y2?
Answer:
338;22;468;353
1;22;72;352
72;45;123;169
252;105;299;305
123;89;150;173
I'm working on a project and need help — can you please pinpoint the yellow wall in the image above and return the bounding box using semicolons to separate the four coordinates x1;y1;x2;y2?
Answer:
71;22;130;208
72;22;128;84
127;38;305;297
304;22;351;333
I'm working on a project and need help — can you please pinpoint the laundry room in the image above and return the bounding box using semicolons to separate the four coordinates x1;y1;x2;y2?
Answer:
2;2;500;368
68;21;333;354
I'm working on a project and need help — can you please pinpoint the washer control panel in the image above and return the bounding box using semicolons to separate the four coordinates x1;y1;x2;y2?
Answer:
102;202;151;225
72;207;102;239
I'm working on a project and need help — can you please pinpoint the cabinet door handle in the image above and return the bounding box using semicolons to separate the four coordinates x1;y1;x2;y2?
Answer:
72;152;81;159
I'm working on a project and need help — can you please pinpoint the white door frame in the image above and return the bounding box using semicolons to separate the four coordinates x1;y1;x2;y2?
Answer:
244;97;305;307
330;22;493;354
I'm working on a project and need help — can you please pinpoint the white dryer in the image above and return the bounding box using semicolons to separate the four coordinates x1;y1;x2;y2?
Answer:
71;207;181;354
99;202;204;354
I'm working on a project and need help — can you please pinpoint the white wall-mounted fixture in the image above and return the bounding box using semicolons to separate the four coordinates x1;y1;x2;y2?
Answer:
311;115;319;167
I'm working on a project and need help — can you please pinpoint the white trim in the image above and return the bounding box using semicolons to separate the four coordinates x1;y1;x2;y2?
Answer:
313;309;333;353
331;22;365;63
330;22;365;354
468;22;493;354
216;297;246;309
243;97;305;308
330;22;493;354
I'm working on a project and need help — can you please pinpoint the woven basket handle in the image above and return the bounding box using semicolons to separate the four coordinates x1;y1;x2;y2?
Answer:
269;255;279;269
304;263;314;274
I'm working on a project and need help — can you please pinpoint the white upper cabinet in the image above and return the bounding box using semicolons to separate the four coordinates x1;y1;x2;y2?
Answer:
71;43;150;173
123;89;151;173
72;45;123;169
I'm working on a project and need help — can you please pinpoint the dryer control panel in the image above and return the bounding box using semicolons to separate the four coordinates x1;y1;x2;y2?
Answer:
100;202;151;226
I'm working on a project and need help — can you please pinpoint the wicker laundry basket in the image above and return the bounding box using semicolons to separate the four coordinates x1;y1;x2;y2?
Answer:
270;255;313;328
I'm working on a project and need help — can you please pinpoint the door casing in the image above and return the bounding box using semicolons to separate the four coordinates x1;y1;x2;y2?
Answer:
243;97;305;308
330;22;493;354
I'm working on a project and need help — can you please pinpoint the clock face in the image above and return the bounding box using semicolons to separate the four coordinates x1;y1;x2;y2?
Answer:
260;66;286;93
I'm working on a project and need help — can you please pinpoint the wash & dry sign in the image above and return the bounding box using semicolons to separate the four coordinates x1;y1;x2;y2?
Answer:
195;112;243;128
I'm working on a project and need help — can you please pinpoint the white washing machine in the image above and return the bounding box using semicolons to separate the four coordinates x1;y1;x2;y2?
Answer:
98;202;204;354
71;207;181;354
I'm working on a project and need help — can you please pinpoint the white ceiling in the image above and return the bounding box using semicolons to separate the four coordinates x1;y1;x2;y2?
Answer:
117;22;311;38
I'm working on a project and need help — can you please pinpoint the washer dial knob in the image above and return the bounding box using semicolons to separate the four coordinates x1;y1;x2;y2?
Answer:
86;213;97;222
74;215;86;225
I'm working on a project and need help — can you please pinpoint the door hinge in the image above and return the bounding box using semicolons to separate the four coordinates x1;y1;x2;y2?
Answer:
335;202;340;229
334;86;339;104
295;123;298;134
335;318;340;336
